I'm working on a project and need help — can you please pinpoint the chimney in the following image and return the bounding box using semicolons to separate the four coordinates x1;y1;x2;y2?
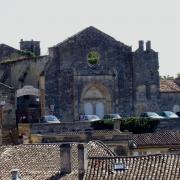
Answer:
146;41;151;51
11;169;21;180
77;144;87;180
138;40;144;51
60;144;71;174
77;144;85;174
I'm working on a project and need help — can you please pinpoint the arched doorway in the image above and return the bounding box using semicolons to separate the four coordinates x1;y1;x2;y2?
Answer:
81;82;111;119
16;86;40;124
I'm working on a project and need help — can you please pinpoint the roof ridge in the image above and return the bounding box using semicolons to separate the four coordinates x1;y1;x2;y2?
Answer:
0;43;19;51
54;26;128;48
88;153;180;159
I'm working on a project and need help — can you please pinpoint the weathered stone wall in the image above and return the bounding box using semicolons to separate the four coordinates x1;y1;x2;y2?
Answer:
160;92;180;112
132;41;160;115
45;27;133;121
156;118;180;132
1;56;48;89
1;27;175;124
0;83;15;128
45;47;60;117
0;44;20;61
74;75;114;120
30;122;92;134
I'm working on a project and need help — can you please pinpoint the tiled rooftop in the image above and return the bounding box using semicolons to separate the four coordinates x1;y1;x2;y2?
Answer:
41;129;122;136
1;140;180;180
160;80;180;92
84;154;180;180
130;132;180;147
0;141;113;180
0;144;62;180
87;141;116;157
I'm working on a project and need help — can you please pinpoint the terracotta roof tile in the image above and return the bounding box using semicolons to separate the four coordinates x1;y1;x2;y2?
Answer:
87;141;116;157
84;154;180;180
42;129;122;136
0;144;84;180
0;144;61;180
160;80;180;92
60;171;79;180
130;132;180;147
0;141;112;180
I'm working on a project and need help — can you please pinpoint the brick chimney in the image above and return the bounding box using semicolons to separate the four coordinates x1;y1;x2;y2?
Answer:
11;169;21;180
60;144;71;174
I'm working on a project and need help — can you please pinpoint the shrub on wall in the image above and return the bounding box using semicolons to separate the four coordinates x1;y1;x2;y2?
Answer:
120;117;160;133
90;117;160;133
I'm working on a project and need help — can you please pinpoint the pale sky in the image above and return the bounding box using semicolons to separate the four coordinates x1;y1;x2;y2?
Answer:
0;0;179;76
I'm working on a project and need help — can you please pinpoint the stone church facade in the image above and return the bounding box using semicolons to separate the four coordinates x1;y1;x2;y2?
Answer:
45;27;160;121
0;26;179;123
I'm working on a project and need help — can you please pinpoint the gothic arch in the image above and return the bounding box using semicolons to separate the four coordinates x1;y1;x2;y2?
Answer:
81;81;111;102
80;82;112;118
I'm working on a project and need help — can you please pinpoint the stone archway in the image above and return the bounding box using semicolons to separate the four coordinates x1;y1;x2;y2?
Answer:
16;86;40;98
81;82;111;119
15;86;40;123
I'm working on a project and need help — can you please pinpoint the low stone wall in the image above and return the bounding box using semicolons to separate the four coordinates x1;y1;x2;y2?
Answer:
30;129;130;144
30;121;92;134
156;118;180;132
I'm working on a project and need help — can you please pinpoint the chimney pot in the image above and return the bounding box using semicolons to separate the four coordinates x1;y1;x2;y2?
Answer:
11;169;21;180
146;41;151;51
138;40;144;51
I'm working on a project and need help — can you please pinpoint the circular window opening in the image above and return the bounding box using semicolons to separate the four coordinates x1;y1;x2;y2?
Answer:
87;51;100;66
